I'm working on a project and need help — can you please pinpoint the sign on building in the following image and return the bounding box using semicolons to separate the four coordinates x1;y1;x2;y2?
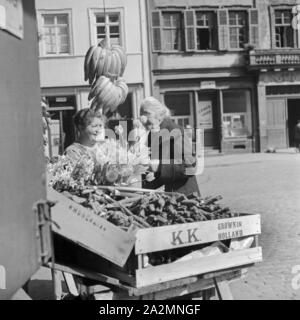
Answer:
0;0;23;39
197;100;213;129
200;81;216;90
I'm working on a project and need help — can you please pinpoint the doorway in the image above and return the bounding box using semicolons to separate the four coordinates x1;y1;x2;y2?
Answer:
266;98;288;149
197;91;220;150
287;99;300;147
46;95;77;157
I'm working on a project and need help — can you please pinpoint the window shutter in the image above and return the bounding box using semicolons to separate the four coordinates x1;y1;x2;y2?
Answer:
269;6;276;48
151;11;162;52
248;9;259;48
184;10;196;51
217;9;229;51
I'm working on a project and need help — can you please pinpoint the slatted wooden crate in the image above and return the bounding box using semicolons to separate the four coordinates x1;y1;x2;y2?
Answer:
48;188;136;268
48;188;262;289
133;215;262;287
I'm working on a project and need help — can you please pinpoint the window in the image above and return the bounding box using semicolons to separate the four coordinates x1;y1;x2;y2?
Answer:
165;92;193;128
196;11;216;50
274;10;295;48
95;13;121;46
229;11;248;49
152;9;258;52
42;14;70;55
222;90;252;138
162;12;183;51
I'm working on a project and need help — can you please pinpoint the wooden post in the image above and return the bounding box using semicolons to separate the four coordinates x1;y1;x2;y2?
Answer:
219;89;224;153
62;272;79;297
52;269;63;300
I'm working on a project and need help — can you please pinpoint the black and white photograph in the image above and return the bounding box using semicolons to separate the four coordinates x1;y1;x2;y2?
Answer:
0;0;300;304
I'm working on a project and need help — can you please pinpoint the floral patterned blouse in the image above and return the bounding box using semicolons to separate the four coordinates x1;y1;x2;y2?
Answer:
64;142;99;163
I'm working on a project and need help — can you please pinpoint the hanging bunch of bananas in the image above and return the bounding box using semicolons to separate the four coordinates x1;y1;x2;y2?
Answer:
88;76;128;115
84;37;128;115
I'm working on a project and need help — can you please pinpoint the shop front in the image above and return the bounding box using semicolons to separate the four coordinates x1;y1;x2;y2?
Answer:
265;86;300;149
256;71;300;151
159;77;257;154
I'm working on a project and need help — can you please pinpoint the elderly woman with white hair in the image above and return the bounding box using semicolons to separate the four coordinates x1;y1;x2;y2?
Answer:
139;97;200;195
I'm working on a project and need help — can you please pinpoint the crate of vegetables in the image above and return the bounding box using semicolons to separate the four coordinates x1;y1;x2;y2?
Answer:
48;186;262;288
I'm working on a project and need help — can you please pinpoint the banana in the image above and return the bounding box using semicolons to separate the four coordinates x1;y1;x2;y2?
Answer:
106;51;117;80
116;78;128;104
84;46;97;82
102;51;113;78
96;47;108;78
97;80;114;104
103;91;119;115
112;44;126;56
112;45;127;76
89;46;102;85
112;86;123;111
106;84;119;106
88;76;110;101
90;97;100;112
112;51;122;78
88;76;102;101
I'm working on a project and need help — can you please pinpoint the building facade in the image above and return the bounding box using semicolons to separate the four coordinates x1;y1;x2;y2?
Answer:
146;0;300;153
249;0;300;151
35;0;151;155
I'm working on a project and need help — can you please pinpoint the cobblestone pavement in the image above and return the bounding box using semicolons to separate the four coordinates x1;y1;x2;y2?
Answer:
198;152;300;300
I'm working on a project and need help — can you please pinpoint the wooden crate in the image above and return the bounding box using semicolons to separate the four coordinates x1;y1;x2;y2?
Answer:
48;188;262;289
104;214;262;288
48;188;136;268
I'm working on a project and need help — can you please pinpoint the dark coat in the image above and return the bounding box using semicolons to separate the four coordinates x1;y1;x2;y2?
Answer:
143;118;201;195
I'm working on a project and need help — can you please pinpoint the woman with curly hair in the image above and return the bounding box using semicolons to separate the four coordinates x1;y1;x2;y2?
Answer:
65;108;106;162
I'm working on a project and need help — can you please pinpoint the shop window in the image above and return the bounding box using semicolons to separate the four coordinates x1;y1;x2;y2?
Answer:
40;13;71;55
222;90;252;138
165;92;192;128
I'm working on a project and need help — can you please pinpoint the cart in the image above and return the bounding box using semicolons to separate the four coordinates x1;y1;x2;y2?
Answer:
42;187;262;300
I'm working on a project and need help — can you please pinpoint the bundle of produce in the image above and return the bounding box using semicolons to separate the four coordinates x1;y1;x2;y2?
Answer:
59;187;150;230
84;38;127;84
88;76;128;115
121;192;240;227
84;35;128;115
